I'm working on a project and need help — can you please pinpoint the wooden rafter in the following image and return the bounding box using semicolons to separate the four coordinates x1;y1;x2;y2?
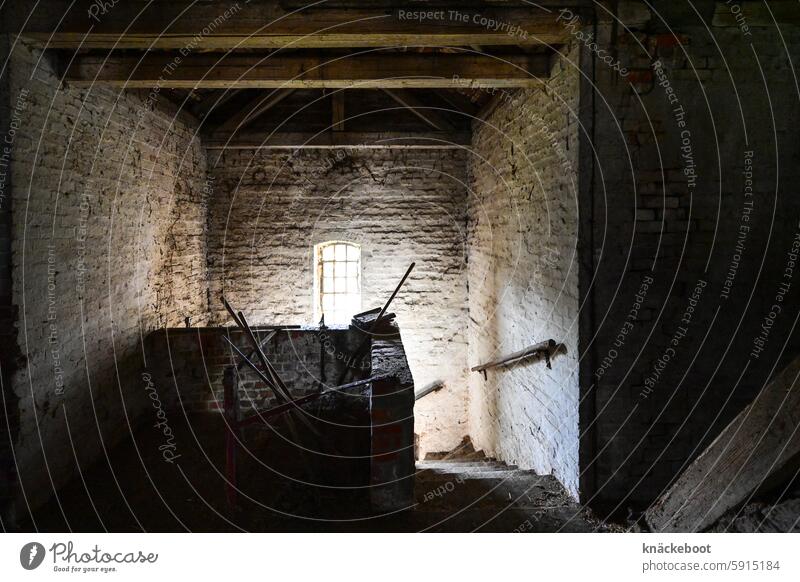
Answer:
6;1;579;49
204;131;470;149
433;89;481;117
476;88;514;121
381;89;455;132
63;53;549;89
332;91;345;131
213;89;296;134
193;89;242;119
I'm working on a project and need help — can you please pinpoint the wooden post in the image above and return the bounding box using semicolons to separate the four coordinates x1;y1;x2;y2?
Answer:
223;366;240;510
370;325;415;513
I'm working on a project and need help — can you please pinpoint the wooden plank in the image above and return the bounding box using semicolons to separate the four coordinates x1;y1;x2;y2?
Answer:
214;89;295;134
279;1;590;7
433;89;480;117
63;53;550;89
370;328;415;512
476;87;514;121
382;89;455;131
646;355;800;532
204;131;471;149
222;366;240;509
192;89;242;119
332;90;345;131
6;1;576;49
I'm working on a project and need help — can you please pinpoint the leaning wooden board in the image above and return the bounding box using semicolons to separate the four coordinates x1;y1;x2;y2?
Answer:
646;355;800;532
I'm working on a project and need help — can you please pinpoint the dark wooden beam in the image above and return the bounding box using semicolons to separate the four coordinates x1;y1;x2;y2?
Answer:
332;91;345;131
381;89;455;131
433;89;480;117
64;53;550;89
192;89;242;119
204;131;469;149
6;1;578;49
214;89;295;134
476;88;515;121
646;355;800;532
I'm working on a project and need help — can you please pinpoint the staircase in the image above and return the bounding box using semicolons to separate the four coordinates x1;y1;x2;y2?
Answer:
412;456;610;532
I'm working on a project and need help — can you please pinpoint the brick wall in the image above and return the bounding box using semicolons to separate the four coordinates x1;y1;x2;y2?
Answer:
5;41;208;522
466;45;582;497
0;34;21;518
206;147;470;456
581;3;800;510
145;326;365;414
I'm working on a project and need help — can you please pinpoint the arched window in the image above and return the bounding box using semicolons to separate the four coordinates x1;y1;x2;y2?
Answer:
314;241;361;324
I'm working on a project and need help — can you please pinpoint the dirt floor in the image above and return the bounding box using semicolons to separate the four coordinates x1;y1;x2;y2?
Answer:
22;413;617;532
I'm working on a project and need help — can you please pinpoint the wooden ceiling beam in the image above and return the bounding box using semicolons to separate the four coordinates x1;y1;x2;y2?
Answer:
63;53;550;89
204;131;470;149
332;91;346;132
213;89;296;134
381;89;455;132
192;89;243;119
432;89;480;117
5;1;578;49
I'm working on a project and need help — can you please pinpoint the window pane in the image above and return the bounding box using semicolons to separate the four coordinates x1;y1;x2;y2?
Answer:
340;294;359;315
317;242;361;325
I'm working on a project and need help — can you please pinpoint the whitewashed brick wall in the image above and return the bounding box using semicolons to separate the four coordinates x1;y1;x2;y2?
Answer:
206;147;470;456
467;46;581;497
7;42;208;517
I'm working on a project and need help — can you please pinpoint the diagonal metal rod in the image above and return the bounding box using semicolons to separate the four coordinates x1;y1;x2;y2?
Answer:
221;297;283;370
237;311;291;403
222;294;244;327
222;335;281;396
237;373;390;428
238;330;276;372
236;310;323;439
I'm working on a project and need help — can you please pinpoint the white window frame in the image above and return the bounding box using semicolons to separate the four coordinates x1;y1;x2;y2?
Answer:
313;241;362;325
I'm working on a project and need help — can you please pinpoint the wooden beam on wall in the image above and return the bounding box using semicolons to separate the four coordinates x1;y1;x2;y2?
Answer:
63;53;550;89
204;131;470;149
332;91;345;131
192;89;242;119
213;89;295;134
476;88;515;121
6;1;578;49
646;354;800;532
381;89;455;132
433;89;480;117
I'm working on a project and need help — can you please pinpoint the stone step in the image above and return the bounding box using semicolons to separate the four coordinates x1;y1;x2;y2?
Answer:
417;465;519;475
417;469;524;479
417;461;517;472
415;477;569;509
408;507;602;533
416;469;556;483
